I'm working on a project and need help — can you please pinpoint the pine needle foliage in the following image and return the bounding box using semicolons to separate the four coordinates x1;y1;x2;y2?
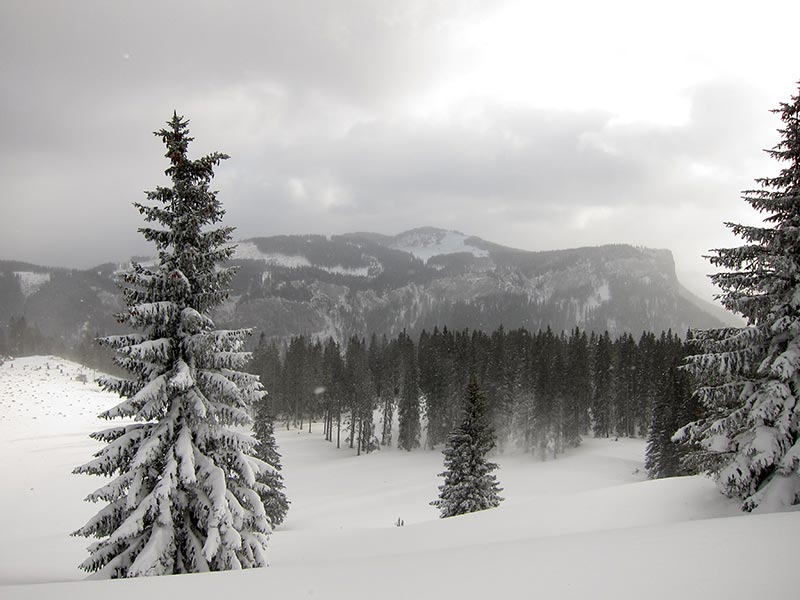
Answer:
432;376;504;518
645;335;701;479
73;113;274;577
252;397;290;526
679;83;800;510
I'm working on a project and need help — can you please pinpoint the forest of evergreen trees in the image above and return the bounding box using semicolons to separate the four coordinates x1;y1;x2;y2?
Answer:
248;325;702;479
2;309;704;482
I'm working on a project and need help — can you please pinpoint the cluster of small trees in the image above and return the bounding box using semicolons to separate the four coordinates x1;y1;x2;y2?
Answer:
0;315;49;356
0;315;119;375
250;326;700;475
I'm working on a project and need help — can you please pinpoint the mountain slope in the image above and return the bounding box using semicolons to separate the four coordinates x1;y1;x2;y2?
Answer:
220;228;733;342
0;228;735;349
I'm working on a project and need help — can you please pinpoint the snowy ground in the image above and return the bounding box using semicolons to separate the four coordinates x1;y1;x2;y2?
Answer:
1;356;798;599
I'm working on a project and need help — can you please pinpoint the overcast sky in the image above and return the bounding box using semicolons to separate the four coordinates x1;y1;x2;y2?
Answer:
1;0;798;303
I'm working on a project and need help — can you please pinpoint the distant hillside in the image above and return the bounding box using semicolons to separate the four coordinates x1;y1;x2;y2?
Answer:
0;228;738;351
216;227;738;342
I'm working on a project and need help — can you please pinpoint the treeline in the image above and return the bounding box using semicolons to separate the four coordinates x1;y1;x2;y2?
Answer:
0;315;120;376
249;325;702;478
0;316;49;357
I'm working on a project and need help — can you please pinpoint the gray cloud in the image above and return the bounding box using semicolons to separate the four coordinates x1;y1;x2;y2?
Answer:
221;81;772;235
0;1;795;304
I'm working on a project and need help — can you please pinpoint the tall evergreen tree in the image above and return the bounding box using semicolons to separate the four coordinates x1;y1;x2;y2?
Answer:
591;331;614;437
680;83;800;510
73;114;272;577
252;396;289;526
564;327;591;447
418;328;447;449
305;339;323;432
8;315;43;356
321;338;345;446
645;339;700;479
532;327;564;458
249;333;282;414
369;333;393;447
284;336;310;430
613;333;637;437
424;327;461;449
397;331;421;451
486;326;518;449
634;331;661;437
344;336;376;455
432;376;503;517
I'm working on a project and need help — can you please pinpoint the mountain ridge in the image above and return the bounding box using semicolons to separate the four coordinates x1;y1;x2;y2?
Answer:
217;227;738;341
0;227;739;352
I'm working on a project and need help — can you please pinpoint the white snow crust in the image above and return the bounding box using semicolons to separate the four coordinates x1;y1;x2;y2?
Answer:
1;355;798;599
13;271;51;297
232;242;370;276
391;230;489;263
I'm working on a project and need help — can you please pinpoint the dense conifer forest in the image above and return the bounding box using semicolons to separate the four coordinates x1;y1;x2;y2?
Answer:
248;325;702;478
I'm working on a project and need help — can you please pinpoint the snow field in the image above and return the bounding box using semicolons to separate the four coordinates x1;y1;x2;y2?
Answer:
232;242;372;276
1;356;798;599
391;230;489;263
12;271;51;297
0;357;133;585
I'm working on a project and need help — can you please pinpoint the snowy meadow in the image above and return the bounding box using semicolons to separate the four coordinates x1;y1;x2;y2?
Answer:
1;355;797;599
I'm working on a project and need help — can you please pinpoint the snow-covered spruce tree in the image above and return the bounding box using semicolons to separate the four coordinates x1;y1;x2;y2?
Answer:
678;82;800;510
73;113;274;577
645;344;700;479
431;376;503;518
252;395;289;526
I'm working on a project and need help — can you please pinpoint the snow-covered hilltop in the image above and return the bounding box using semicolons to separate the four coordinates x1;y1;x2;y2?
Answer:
233;241;374;277
389;227;490;263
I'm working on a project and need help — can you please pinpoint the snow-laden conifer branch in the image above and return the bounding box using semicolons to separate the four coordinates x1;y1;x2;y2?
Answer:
96;375;141;400
205;351;252;370
85;471;136;504
178;307;214;334
74;426;150;476
100;333;148;349
89;425;141;444
196;370;248;407
168;359;194;392
126;302;179;329
73;497;128;539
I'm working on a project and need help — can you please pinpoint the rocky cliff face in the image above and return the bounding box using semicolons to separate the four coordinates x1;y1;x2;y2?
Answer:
0;228;732;349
